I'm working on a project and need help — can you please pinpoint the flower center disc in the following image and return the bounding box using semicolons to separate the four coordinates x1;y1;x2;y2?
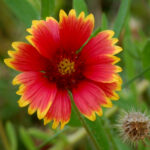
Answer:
58;58;75;75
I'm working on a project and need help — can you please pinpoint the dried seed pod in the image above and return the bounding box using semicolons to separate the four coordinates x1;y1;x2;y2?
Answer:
117;110;150;144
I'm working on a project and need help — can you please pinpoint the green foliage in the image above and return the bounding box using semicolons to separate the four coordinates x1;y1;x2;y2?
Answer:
91;13;108;38
5;121;17;150
41;0;55;19
113;0;131;38
1;0;150;150
3;0;39;27
142;40;150;81
68;91;110;150
28;128;50;140
19;127;36;150
28;0;41;12
101;13;108;30
83;117;111;150
73;0;88;16
68;107;81;127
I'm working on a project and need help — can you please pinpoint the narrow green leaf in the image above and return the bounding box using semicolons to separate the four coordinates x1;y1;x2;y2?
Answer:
101;13;108;30
113;0;130;38
3;0;39;27
123;25;138;107
41;0;55;19
124;37;136;80
91;27;101;38
73;0;88;16
5;121;17;150
19;127;36;150
141;40;150;81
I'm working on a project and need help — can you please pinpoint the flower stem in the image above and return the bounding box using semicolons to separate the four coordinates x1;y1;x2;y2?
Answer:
122;66;150;88
68;91;101;150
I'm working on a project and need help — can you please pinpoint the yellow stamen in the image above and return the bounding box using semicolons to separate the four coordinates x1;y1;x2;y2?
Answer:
58;58;75;75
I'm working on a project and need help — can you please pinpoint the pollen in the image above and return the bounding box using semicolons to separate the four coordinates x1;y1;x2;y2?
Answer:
58;58;75;75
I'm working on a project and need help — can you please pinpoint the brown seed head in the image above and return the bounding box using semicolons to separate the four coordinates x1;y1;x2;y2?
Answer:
117;111;150;143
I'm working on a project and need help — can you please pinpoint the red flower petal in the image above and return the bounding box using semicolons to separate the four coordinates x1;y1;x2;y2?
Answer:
13;72;57;119
4;42;49;71
97;75;122;100
82;54;121;65
44;90;71;129
59;9;94;52
72;81;112;121
26;17;60;59
81;30;122;59
83;64;122;83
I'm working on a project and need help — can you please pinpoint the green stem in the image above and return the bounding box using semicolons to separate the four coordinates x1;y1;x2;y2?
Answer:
122;66;150;88
37;127;68;149
68;91;101;150
76;27;101;54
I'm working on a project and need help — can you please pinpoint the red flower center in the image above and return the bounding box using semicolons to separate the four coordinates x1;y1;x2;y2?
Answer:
45;51;85;90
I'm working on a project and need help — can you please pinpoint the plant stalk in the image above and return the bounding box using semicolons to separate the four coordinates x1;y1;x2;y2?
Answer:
68;91;101;150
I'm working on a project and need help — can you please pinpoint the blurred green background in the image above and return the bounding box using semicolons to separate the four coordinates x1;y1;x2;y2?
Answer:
0;0;150;150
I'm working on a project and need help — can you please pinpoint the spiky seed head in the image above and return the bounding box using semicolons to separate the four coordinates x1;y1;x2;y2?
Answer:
117;111;150;144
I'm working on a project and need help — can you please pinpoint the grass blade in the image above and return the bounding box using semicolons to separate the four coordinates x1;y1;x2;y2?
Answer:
101;13;108;30
41;0;55;19
3;0;39;27
141;40;150;81
73;0;88;16
113;0;130;38
5;121;17;150
19;127;36;150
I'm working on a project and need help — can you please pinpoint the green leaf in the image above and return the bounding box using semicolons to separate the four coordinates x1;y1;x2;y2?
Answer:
101;13;108;30
73;0;88;16
142;40;150;81
123;25;138;107
27;0;41;12
113;0;130;38
5;121;17;150
114;137;132;150
19;127;36;150
41;0;55;19
3;0;39;27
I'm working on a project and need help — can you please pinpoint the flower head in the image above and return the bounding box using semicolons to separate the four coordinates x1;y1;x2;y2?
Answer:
4;9;122;129
117;110;150;143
